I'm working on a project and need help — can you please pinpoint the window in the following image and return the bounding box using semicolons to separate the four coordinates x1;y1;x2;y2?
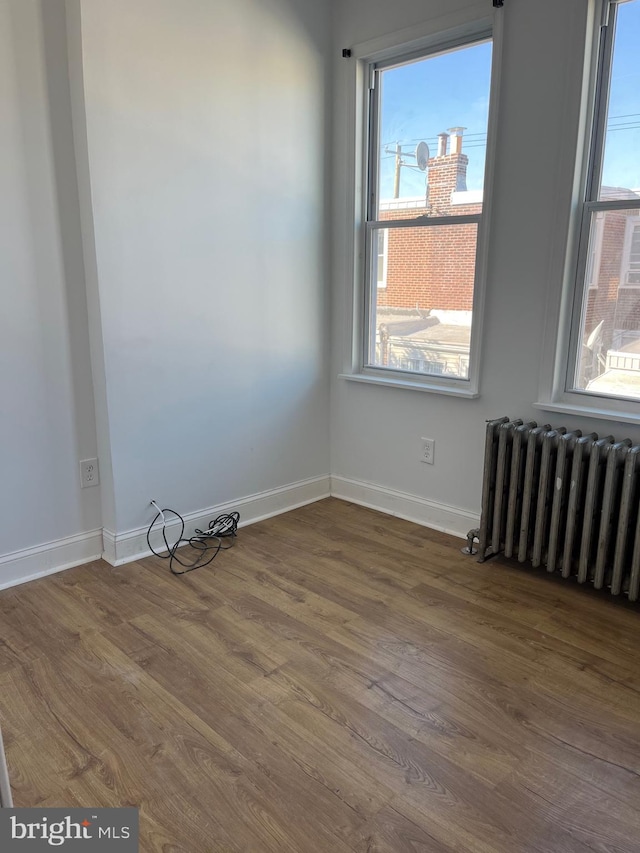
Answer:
361;32;493;387
620;217;640;287
569;0;640;403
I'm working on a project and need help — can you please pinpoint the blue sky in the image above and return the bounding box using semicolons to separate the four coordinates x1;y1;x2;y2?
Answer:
378;40;492;199
602;0;640;191
377;0;640;200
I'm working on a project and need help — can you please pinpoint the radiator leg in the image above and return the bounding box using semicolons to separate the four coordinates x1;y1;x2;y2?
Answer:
462;528;479;556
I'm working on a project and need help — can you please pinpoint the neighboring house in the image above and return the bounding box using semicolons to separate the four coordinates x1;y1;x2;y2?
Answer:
580;188;640;392
374;130;481;377
377;131;481;312
375;132;640;388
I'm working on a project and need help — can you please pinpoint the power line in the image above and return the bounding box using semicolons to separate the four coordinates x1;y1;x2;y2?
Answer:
379;112;640;152
381;131;488;148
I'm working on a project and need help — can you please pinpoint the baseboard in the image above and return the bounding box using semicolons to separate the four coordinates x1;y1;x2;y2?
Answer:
103;475;332;566
330;475;479;539
0;529;104;591
0;474;474;587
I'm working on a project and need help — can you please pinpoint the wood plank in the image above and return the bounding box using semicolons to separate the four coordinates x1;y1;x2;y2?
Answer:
0;498;638;851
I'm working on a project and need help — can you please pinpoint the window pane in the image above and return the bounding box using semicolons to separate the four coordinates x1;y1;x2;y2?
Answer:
375;41;492;218
599;0;640;201
574;209;640;399
367;224;478;379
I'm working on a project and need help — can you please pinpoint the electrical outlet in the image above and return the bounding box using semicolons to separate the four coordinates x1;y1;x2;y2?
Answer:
80;458;100;488
421;438;435;465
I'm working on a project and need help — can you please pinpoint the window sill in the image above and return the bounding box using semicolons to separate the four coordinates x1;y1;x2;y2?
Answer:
533;398;640;426
340;372;479;398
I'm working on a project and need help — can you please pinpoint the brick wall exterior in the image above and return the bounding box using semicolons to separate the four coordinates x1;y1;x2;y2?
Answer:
377;147;481;312
377;140;640;349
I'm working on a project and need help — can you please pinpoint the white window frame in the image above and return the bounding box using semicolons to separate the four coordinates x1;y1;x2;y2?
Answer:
338;8;503;397
586;213;604;289
620;216;640;287
537;0;640;423
376;228;389;289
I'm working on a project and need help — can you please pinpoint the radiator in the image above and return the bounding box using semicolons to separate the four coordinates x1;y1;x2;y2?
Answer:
472;416;640;601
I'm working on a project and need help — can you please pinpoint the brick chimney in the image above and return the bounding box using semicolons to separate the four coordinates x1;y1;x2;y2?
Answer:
427;127;468;215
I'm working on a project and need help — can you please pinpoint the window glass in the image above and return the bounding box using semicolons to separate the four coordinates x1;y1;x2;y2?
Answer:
599;1;640;200
368;224;478;379
568;1;640;403
374;42;492;218
574;210;640;398
364;37;492;382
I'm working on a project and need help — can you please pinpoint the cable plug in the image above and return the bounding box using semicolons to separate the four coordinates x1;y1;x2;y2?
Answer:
150;500;166;525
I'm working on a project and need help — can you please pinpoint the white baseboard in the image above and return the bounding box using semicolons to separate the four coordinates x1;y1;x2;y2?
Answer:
330;475;479;540
0;474;474;589
0;529;103;591
102;475;332;566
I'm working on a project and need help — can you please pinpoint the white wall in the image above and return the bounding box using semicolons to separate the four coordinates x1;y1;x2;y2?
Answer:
1;0;331;580
330;0;640;534
0;0;101;571
72;0;331;538
8;0;638;585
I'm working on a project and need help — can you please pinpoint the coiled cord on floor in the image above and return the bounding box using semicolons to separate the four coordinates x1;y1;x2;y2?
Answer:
147;502;239;575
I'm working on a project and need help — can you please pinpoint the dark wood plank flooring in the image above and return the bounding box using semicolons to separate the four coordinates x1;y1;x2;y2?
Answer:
0;498;639;852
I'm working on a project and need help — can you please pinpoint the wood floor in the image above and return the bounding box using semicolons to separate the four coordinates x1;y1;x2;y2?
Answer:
0;498;639;852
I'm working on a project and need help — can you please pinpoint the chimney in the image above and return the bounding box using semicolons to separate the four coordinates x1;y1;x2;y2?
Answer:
448;126;466;155
426;125;469;213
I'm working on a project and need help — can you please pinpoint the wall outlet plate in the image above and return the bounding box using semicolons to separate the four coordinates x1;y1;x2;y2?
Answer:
421;438;435;465
80;458;100;488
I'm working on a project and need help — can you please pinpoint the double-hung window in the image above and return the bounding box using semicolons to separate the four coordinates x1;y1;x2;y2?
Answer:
567;0;640;405
360;30;494;392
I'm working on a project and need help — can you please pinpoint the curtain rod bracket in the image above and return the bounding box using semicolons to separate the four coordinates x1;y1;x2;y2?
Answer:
493;0;504;7
342;49;352;58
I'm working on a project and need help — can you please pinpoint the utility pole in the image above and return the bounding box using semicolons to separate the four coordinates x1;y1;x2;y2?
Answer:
388;140;429;199
393;142;402;199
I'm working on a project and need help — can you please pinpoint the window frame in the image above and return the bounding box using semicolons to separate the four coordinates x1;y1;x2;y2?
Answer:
620;216;640;287
375;227;389;289
586;212;604;289
338;10;501;397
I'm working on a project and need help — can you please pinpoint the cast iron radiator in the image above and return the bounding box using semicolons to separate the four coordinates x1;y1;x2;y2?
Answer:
470;416;640;600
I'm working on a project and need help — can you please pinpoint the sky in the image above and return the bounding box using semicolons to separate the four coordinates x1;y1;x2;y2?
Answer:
601;0;640;192
377;0;640;201
378;40;492;200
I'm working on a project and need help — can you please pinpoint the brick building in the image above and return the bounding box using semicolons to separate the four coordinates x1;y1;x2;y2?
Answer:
377;129;481;313
372;129;481;378
373;129;640;388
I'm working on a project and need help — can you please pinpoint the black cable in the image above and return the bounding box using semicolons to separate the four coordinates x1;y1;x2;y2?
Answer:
146;507;239;575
